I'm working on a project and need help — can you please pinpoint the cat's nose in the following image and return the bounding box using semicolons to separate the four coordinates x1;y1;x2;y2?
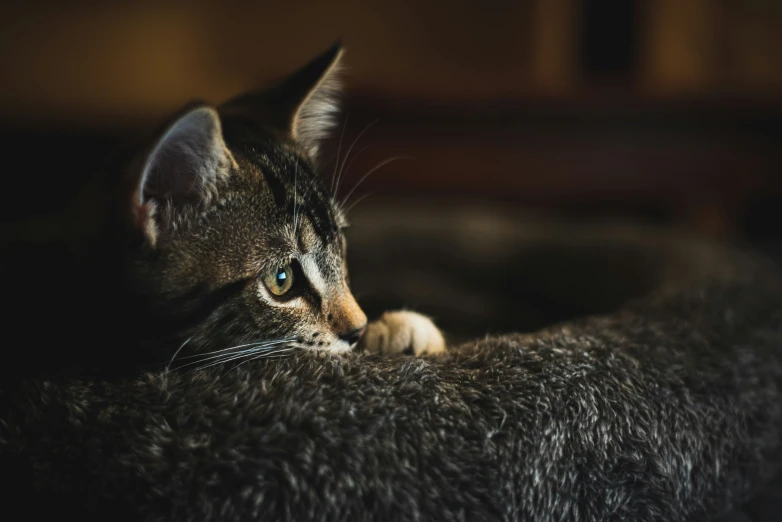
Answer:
340;325;366;346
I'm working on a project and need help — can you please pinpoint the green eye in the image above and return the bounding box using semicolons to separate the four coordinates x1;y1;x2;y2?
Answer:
262;264;294;297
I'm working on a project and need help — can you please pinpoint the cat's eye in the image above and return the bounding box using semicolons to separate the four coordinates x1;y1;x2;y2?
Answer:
262;264;295;297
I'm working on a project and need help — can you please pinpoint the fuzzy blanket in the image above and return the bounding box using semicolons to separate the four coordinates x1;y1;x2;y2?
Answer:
2;205;782;521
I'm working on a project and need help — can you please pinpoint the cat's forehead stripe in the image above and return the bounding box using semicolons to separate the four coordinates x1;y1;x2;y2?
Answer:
246;147;340;240
260;163;288;209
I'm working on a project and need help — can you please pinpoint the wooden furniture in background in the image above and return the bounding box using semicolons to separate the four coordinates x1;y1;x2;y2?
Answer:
0;1;780;239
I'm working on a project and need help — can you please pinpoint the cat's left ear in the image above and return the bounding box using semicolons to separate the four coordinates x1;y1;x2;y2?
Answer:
221;42;344;161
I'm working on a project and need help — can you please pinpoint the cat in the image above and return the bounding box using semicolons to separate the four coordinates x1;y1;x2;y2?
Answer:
3;43;782;522
113;42;445;370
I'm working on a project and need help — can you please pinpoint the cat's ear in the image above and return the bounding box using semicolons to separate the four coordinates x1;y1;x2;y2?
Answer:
221;42;344;160
130;105;235;245
285;43;344;159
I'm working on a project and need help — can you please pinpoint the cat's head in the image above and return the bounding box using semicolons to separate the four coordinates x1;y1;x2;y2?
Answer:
123;43;367;359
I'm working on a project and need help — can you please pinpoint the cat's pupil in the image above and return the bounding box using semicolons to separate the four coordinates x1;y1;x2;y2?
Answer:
262;264;294;297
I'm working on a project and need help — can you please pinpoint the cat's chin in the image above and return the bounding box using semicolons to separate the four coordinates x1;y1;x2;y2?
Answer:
316;340;356;355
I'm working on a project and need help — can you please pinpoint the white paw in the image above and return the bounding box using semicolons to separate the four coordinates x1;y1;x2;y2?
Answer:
359;310;446;356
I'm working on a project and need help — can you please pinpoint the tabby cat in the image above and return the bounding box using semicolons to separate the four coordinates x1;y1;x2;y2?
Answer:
119;42;444;368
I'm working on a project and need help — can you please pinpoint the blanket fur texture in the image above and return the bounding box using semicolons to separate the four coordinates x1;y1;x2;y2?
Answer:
2;205;782;521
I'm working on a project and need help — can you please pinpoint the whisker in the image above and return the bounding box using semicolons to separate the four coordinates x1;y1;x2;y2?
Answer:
341;156;417;208
315;152;338;178
338;145;369;202
293;158;299;236
171;348;262;373
168;340;293;372
330;113;349;194
334;119;378;197
173;339;294;361
165;335;193;372
192;350;262;372
190;346;295;373
220;347;299;378
343;189;379;216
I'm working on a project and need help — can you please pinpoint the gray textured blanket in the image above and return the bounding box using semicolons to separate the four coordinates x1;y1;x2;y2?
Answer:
2;202;781;521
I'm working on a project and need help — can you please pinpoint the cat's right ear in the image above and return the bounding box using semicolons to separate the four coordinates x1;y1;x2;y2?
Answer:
220;42;344;162
128;105;235;246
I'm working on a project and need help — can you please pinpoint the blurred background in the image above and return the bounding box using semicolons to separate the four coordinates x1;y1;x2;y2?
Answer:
1;0;781;244
3;5;782;516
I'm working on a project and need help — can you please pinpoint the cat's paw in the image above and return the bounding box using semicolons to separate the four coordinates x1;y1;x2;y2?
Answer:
359;310;446;356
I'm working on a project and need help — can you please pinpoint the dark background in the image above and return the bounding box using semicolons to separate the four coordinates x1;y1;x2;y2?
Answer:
1;0;781;248
1;4;781;518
